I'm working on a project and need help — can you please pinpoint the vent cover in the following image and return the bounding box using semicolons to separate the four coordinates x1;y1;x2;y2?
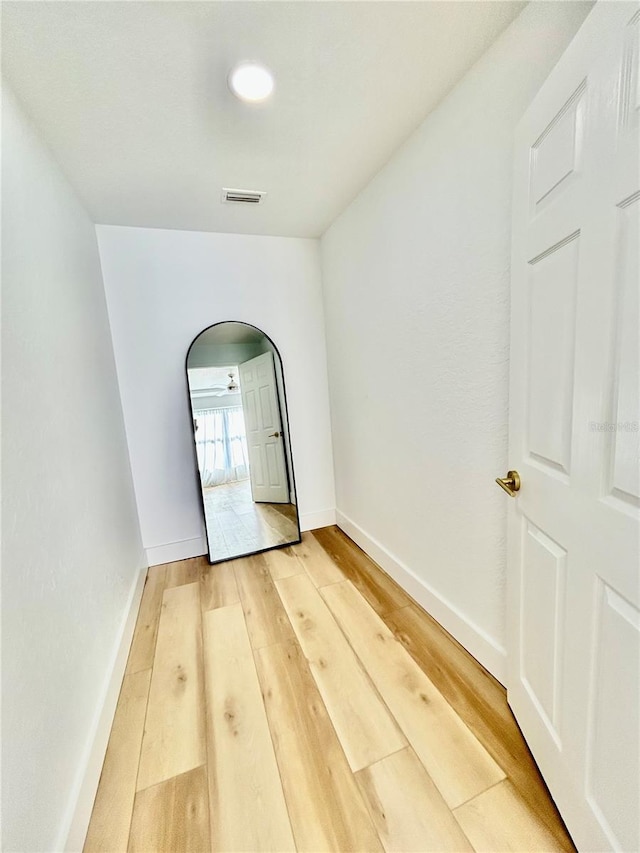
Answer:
222;188;266;205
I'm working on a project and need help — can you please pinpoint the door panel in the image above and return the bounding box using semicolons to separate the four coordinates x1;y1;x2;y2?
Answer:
527;235;579;475
259;384;275;428
520;522;566;742
530;82;585;216
249;443;266;488
507;4;640;850
587;582;639;853
607;195;639;506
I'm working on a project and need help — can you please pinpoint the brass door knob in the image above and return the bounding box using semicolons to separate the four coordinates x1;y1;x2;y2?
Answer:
496;470;521;497
268;431;281;438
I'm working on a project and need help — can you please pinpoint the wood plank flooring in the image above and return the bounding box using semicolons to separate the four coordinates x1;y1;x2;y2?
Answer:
85;526;575;852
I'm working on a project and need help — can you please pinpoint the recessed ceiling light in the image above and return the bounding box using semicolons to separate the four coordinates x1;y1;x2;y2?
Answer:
228;62;275;103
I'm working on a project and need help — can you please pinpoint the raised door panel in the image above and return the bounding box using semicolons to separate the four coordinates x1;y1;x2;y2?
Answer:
520;522;566;744
242;364;256;384
530;82;586;216
258;384;276;430
266;442;283;487
243;387;259;434
620;11;640;130
526;234;580;476
256;358;271;381
249;443;266;487
605;194;639;508
587;582;640;852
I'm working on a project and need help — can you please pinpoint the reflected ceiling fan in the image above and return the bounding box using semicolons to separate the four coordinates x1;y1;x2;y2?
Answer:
206;371;240;396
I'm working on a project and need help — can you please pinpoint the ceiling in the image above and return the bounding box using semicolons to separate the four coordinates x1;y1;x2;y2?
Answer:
188;366;241;393
2;1;525;238
194;323;265;346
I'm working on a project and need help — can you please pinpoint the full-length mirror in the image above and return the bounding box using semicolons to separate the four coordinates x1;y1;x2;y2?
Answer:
186;322;301;564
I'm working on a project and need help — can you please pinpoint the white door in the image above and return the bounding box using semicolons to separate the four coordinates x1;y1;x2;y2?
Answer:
506;3;639;850
239;351;289;503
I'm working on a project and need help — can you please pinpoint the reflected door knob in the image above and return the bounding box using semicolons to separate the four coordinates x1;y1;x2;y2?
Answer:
495;470;521;497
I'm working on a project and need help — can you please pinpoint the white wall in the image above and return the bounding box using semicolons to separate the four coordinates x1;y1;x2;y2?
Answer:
191;393;242;411
2;85;145;852
320;1;593;681
96;225;335;565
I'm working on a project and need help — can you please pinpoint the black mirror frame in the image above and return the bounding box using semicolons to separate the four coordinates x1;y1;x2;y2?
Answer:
185;320;302;565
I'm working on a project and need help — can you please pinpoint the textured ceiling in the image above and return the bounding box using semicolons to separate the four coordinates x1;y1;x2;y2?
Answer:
2;1;525;238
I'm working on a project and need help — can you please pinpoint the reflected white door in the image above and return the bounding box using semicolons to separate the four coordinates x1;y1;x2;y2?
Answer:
239;351;289;503
507;3;639;850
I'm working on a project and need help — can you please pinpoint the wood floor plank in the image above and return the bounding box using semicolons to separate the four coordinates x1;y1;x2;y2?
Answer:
128;765;209;853
203;604;295;852
126;566;167;675
234;553;295;649
258;503;300;541
275;572;406;771
84;670;151;853
137;583;206;791
291;531;345;587
384;603;575;850
263;546;305;581
166;557;204;589
312;526;411;614
255;640;384;852
199;561;239;611
453;779;567;852
356;747;473;852
321;580;505;808
269;501;298;524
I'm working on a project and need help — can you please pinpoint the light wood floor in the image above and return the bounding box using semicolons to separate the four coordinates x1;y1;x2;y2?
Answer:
85;526;575;853
203;480;299;562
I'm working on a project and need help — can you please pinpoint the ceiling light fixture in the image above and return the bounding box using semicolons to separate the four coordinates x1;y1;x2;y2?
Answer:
228;62;275;103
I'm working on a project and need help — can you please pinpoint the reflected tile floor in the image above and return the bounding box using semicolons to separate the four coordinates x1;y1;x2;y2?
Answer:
203;480;298;562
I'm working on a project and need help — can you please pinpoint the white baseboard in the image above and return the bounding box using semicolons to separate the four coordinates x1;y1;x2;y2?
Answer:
299;507;336;532
146;535;206;566
57;556;148;852
144;514;336;566
336;510;507;684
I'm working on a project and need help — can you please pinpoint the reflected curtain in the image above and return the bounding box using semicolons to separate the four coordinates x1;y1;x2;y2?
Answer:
194;406;249;487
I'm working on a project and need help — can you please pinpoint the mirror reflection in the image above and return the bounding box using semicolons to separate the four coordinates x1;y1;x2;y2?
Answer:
186;322;301;564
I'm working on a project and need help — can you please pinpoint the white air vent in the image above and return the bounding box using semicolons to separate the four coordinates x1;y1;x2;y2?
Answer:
222;188;266;205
